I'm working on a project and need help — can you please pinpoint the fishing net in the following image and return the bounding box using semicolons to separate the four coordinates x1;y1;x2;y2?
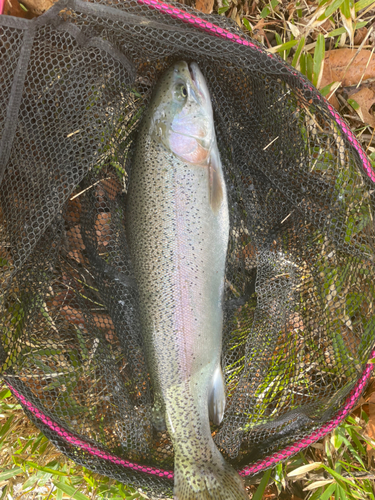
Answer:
1;0;375;497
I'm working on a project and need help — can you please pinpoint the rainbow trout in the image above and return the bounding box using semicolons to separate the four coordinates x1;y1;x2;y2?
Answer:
127;61;247;500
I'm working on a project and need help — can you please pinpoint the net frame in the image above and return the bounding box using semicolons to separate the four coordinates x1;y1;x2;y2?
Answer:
0;0;374;496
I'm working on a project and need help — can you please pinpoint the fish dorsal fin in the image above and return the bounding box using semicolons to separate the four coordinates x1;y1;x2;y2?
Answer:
209;146;224;215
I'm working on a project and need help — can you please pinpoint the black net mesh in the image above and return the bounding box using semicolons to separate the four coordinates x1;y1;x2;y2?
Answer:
1;0;375;498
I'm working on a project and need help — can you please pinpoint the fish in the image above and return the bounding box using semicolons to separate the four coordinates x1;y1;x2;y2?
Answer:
126;61;248;500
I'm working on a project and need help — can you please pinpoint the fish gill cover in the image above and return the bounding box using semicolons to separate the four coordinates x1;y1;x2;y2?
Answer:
0;0;374;498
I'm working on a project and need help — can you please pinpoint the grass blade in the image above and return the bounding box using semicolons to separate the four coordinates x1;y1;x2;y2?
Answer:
306;52;313;82
355;0;375;12
24;461;68;476
251;468;272;500
319;483;338;500
0;414;15;443
288;462;322;477
53;481;90;500
313;33;325;87
243;18;252;33
325;0;345;17
340;0;354;44
0;467;24;481
292;36;305;68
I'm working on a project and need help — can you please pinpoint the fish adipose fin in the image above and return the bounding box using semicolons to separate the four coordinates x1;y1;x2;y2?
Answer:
208;147;224;215
208;365;226;425
174;452;248;500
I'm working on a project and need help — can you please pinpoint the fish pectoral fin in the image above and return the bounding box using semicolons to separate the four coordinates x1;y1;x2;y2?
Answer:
208;366;226;425
208;147;224;214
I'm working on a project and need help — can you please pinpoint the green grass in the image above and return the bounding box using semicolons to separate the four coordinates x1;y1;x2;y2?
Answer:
1;380;375;499
0;384;143;500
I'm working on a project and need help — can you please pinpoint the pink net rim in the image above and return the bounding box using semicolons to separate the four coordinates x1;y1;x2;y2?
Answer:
6;345;375;478
3;0;375;482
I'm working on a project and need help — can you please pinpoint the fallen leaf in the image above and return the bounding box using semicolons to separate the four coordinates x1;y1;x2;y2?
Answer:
67;225;85;250
251;18;276;48
304;479;334;491
287;462;322;477
95;212;112;249
3;0;37;18
66;196;82;224
366;392;375;466
59;304;115;334
66;224;85;264
348;86;375;128
287;312;305;332
353;395;367;412
195;0;214;14
100;178;122;201
365;379;375;400
310;18;333;41
319;48;375;109
241;242;256;262
320;49;375;89
17;0;57;15
354;27;368;45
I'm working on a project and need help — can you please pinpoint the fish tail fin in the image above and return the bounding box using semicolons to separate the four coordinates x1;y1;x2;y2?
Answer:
174;452;248;500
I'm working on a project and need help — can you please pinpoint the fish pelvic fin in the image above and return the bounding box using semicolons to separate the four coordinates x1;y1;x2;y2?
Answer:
208;145;224;215
173;452;248;500
208;365;226;425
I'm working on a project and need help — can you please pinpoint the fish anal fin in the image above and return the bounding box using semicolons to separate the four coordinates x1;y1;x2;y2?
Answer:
208;365;226;425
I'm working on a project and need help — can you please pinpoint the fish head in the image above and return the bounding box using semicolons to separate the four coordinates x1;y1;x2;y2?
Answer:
150;61;214;165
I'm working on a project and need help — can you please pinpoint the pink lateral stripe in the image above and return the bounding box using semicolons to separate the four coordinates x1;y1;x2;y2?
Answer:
5;383;173;480
0;0;4;15
137;0;375;184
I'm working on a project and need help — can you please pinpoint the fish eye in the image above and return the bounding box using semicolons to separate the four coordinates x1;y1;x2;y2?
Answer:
174;83;188;101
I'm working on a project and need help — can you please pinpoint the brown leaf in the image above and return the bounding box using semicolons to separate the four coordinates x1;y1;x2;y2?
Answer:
100;178;122;201
365;379;375;400
251;18;276;48
17;0;57;15
67;225;85;250
95;212;112;249
354;27;368;46
66;224;85;264
320;49;375;89
58;304;116;343
195;0;214;14
310;18;333;41
366;392;375;465
287;312;305;332
3;0;37;18
66;196;82;225
241;242;256;262
348;86;375;128
353;395;367;412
